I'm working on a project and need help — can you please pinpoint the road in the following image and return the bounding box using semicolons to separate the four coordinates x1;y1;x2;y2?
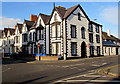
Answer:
2;55;120;84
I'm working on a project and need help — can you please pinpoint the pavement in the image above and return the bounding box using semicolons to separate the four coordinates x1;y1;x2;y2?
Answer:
26;55;116;64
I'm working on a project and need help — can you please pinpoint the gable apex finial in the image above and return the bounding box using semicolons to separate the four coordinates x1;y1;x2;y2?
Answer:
53;2;55;8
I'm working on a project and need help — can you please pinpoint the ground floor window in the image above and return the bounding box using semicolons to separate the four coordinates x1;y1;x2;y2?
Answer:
71;42;77;56
97;46;100;56
52;42;61;55
90;46;94;56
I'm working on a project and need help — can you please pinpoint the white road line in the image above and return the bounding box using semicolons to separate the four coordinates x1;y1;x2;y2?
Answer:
57;80;120;83
78;68;86;71
2;68;11;72
91;64;100;67
62;66;69;68
81;75;106;77
102;63;107;65
88;70;95;72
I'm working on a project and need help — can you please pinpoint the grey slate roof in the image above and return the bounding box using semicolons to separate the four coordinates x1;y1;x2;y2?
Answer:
103;41;119;47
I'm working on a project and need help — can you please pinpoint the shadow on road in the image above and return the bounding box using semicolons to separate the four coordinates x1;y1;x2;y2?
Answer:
2;57;35;64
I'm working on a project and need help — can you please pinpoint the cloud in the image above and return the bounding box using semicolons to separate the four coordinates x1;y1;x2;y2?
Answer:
100;6;118;24
0;17;22;30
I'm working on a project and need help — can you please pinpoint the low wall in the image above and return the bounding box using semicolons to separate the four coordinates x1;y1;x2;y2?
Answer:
36;56;58;61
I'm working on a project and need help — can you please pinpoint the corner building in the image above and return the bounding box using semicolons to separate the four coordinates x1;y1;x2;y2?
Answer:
48;4;103;59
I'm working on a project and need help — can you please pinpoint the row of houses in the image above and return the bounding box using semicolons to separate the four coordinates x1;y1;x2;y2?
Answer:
0;4;120;60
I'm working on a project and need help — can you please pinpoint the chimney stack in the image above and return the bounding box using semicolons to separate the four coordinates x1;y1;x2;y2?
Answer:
107;29;111;36
30;14;38;21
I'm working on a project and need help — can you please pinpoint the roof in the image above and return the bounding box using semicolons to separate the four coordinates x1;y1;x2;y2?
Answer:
4;28;9;37
24;20;35;30
16;23;23;33
40;13;50;24
90;21;102;26
103;41;119;47
55;6;66;19
9;29;15;35
110;35;120;42
63;4;90;21
102;32;120;42
0;30;3;38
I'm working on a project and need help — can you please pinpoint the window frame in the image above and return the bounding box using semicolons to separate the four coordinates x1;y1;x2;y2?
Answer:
71;25;76;38
78;13;81;21
81;27;85;39
71;42;77;56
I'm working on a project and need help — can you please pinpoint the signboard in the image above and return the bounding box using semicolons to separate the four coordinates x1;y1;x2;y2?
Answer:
37;43;40;47
37;40;44;44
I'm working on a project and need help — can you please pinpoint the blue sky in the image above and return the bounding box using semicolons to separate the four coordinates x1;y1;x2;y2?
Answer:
1;2;118;37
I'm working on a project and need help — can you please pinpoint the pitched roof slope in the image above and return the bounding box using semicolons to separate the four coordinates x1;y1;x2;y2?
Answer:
4;28;9;37
63;4;90;21
24;20;35;30
102;32;120;41
40;13;50;24
9;29;15;35
63;5;78;19
0;30;3;38
55;6;66;18
16;23;23;33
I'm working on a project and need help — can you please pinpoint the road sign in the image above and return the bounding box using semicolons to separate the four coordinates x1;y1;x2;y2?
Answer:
37;43;40;47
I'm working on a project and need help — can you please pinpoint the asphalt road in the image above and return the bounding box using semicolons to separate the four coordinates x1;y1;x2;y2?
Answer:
2;55;120;84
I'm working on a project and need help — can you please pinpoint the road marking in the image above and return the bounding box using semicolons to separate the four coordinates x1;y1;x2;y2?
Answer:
62;66;69;68
88;70;95;72
81;74;106;77
70;67;78;69
56;80;120;83
2;68;11;72
91;64;100;67
102;63;107;65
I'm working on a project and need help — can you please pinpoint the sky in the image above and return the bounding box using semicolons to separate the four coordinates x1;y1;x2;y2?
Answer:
0;2;119;37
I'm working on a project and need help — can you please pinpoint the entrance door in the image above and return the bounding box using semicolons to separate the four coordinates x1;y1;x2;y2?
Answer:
109;48;110;56
116;48;118;55
81;42;86;58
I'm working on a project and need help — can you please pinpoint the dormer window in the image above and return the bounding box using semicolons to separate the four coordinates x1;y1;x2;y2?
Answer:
78;13;81;21
54;13;57;21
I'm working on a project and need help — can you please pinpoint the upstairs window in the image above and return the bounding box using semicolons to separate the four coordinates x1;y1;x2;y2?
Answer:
81;27;85;39
29;33;32;42
52;25;56;37
89;23;93;32
96;25;99;33
51;24;61;38
96;35;100;43
89;33;93;43
24;34;28;42
56;25;61;37
33;32;36;41
41;30;44;40
78;13;81;21
71;25;76;38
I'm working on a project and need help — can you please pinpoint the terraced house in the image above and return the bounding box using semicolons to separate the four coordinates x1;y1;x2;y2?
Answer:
0;4;119;60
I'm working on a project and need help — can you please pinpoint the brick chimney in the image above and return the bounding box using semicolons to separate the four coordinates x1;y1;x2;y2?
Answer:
14;25;17;29
107;29;111;36
30;14;38;21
